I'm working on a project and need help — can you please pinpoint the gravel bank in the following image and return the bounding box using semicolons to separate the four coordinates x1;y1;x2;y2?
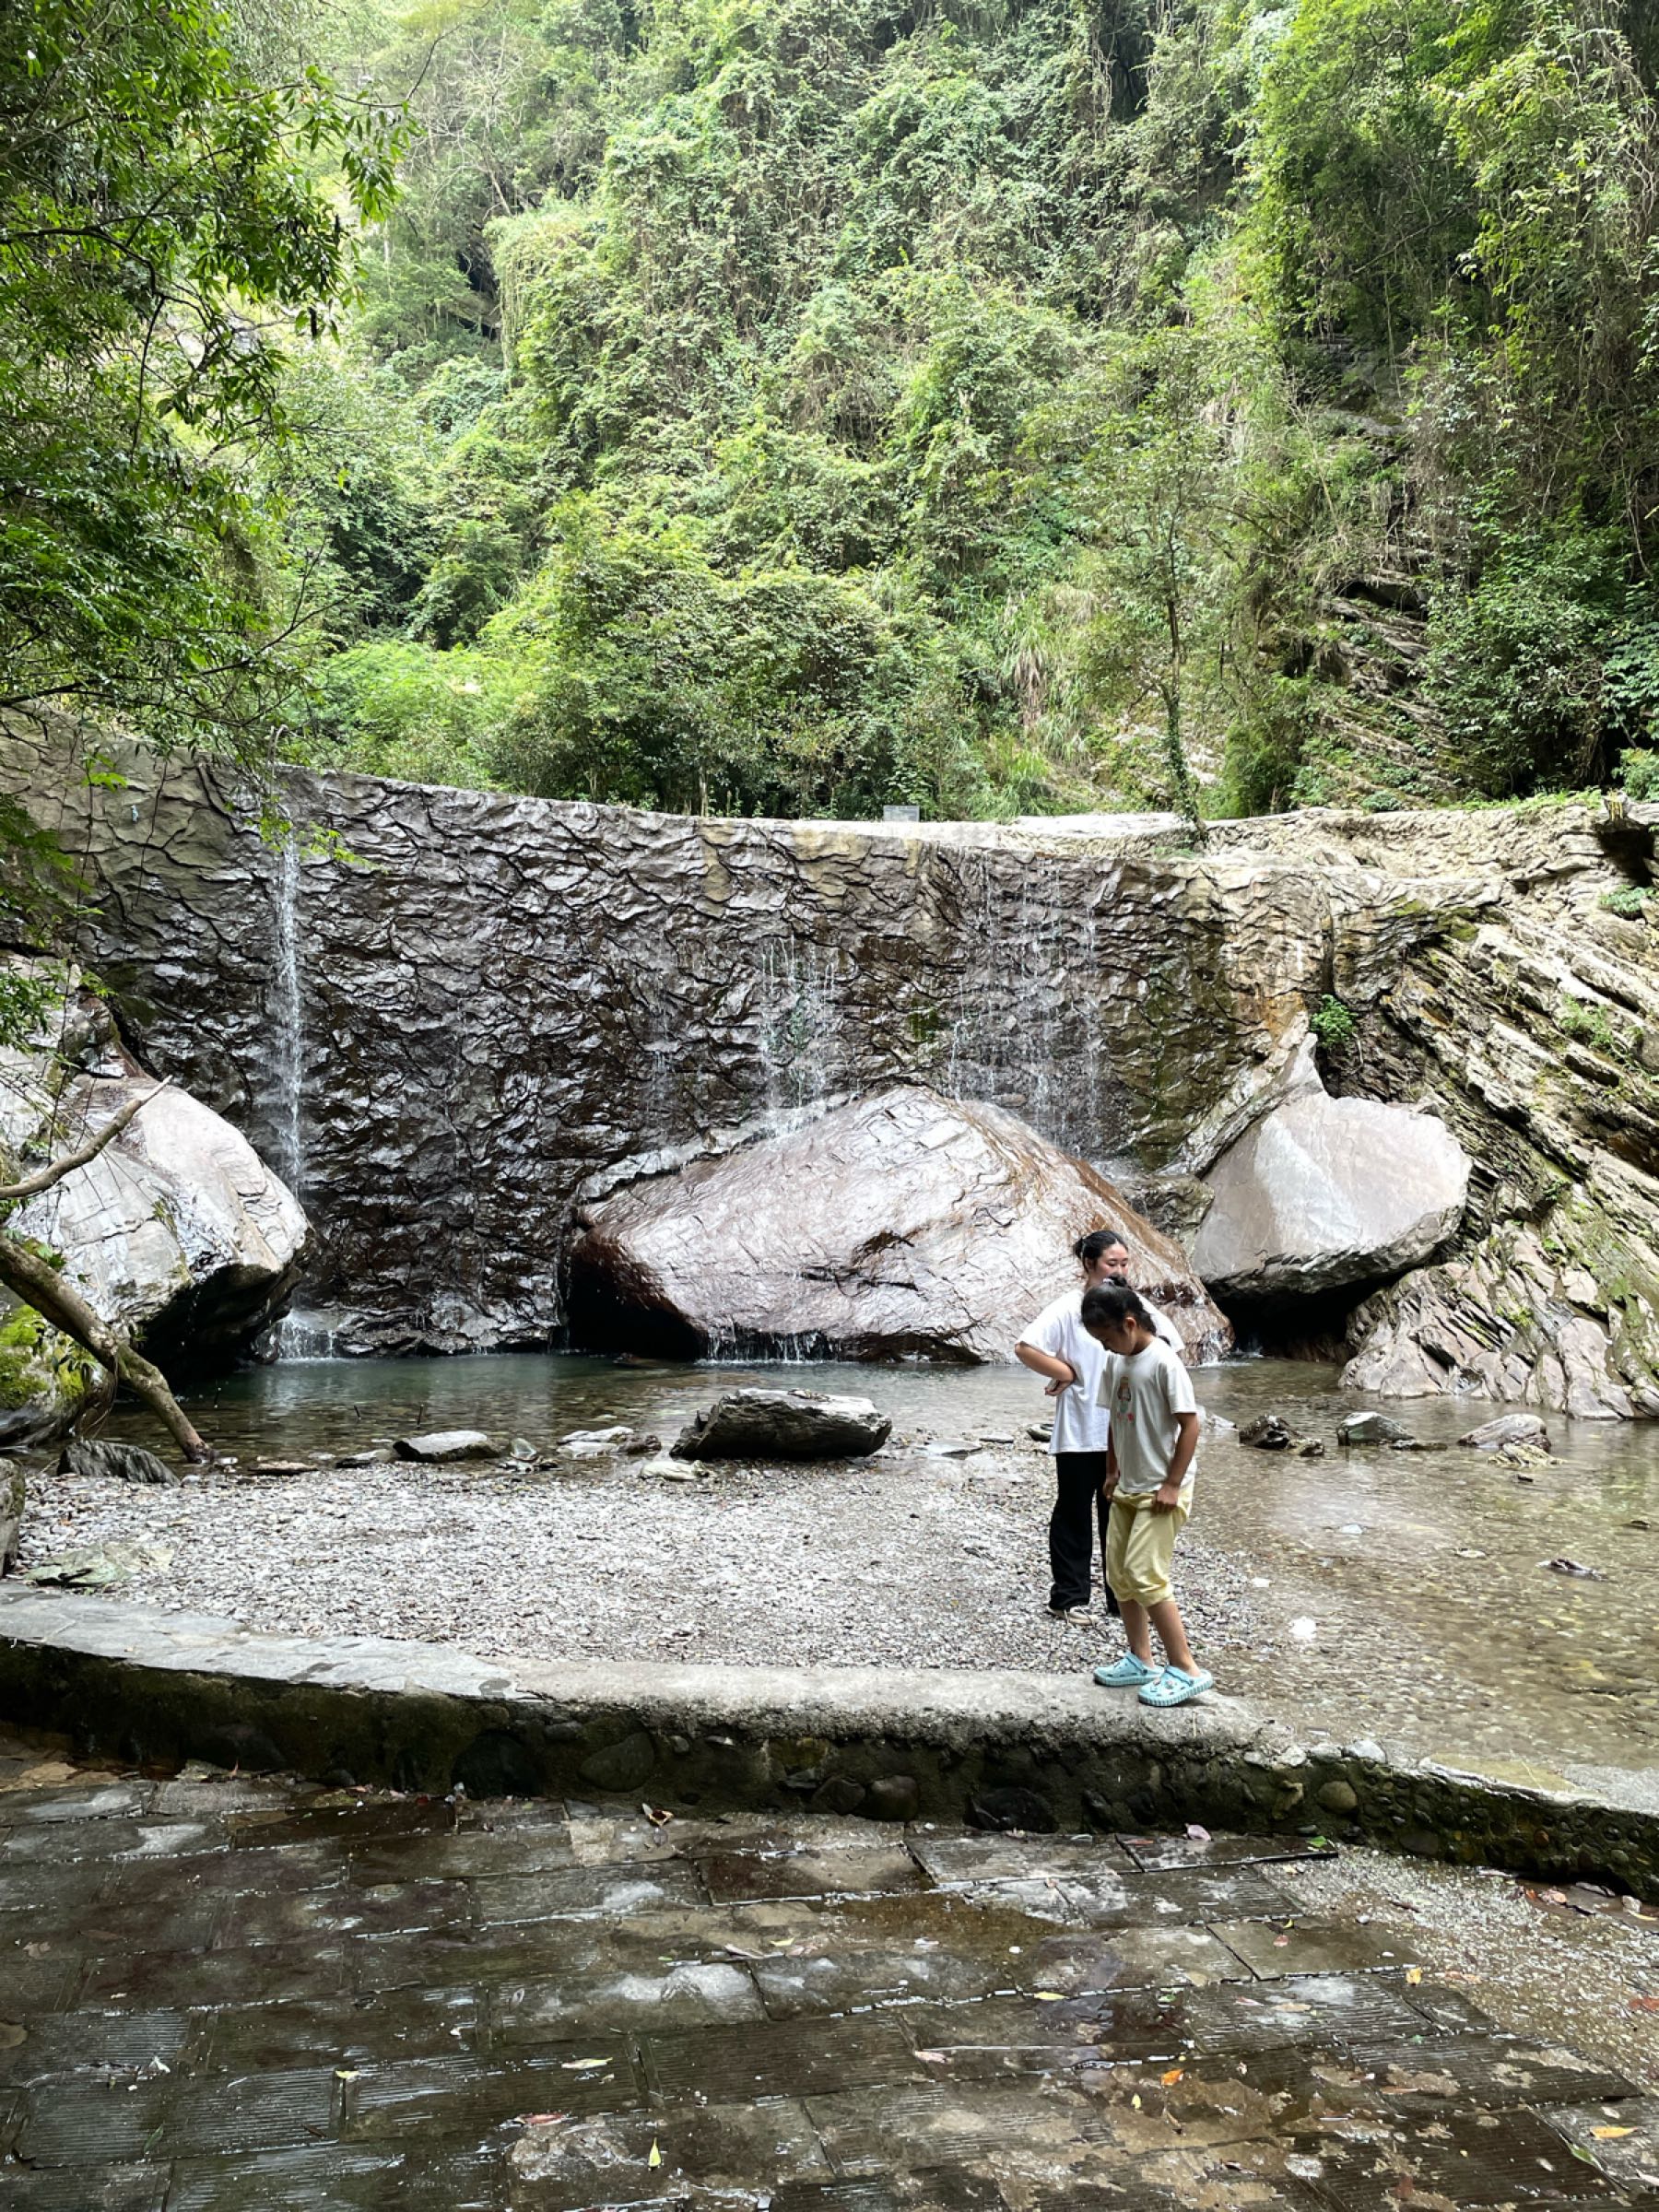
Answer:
15;1436;1256;1674
1291;1847;1659;2089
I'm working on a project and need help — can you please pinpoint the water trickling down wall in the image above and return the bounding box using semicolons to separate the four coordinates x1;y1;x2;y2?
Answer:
14;740;1334;1353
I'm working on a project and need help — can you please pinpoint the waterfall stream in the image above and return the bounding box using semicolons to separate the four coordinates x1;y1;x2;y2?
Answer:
272;830;304;1193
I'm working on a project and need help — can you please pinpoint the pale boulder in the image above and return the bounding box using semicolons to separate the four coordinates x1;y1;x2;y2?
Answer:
0;968;308;1371
1193;1056;1470;1303
569;1085;1230;1364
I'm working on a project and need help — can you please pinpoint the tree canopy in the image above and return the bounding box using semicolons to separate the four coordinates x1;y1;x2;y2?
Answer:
11;0;1659;819
0;0;404;757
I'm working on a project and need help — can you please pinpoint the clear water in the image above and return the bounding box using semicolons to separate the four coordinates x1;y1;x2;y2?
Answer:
113;1350;1659;1796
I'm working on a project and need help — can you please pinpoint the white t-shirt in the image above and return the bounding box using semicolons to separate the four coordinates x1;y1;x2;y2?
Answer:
1095;1335;1200;1495
1020;1289;1182;1457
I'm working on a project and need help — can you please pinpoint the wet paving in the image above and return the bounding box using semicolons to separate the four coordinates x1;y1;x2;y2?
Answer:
2;1748;1656;2210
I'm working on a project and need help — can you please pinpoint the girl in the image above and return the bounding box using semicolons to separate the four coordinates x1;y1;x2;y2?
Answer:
1079;1283;1213;1708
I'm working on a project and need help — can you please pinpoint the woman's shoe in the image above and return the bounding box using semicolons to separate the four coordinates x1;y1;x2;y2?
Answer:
1093;1653;1161;1688
1137;1666;1215;1707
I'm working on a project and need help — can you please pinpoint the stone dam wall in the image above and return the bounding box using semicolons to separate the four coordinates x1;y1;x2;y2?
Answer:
13;733;1659;1410
13;739;1345;1354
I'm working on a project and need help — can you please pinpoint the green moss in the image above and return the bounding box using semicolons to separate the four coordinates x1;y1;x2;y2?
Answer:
0;1303;94;1412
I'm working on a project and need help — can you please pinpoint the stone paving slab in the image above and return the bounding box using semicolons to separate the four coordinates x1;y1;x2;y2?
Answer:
0;1769;1653;2210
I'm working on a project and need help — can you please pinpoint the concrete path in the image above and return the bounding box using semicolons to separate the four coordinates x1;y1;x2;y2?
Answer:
0;1762;1650;2209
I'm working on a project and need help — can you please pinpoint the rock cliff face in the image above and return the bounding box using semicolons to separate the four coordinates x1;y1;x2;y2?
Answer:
7;733;1659;1413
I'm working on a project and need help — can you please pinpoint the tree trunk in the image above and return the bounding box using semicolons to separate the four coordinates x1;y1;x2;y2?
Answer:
0;1229;211;1461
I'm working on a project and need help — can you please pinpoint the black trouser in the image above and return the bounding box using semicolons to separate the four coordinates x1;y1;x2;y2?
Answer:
1049;1451;1118;1613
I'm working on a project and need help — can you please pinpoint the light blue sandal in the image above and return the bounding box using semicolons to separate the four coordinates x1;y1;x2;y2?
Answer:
1094;1653;1162;1688
1137;1666;1214;1707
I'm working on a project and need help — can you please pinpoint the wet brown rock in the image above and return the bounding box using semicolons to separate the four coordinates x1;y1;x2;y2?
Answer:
571;1087;1230;1365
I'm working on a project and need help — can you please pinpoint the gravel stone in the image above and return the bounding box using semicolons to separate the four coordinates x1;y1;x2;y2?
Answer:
13;1446;1254;1674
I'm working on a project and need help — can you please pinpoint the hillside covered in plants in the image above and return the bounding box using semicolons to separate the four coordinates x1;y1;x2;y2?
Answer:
17;0;1659;824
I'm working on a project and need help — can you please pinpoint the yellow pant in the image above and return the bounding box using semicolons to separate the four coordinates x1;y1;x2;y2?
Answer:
1106;1488;1192;1609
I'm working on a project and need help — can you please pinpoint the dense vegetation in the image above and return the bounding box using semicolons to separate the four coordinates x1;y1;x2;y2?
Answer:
12;0;1659;820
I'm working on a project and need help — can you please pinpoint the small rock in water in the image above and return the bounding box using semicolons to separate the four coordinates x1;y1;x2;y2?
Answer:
1240;1415;1294;1451
1459;1412;1551;1453
335;1448;393;1468
506;1436;539;1462
1542;1556;1606;1580
1337;1409;1412;1447
672;1389;891;1462
622;1433;662;1456
57;1439;175;1486
1205;1413;1238;1438
393;1431;501;1463
559;1426;633;1448
1288;1436;1325;1458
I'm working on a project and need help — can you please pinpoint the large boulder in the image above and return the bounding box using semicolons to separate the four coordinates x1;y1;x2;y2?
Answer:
0;971;308;1370
1192;1049;1470;1304
569;1086;1230;1364
672;1389;890;1461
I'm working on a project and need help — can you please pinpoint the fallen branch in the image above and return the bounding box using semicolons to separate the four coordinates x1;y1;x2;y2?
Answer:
0;1228;210;1462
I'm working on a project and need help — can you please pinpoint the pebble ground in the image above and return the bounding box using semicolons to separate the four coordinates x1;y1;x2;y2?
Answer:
15;1439;1254;1673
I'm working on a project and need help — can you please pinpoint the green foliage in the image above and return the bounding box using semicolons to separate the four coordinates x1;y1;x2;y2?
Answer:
1559;992;1622;1053
1623;749;1659;801
1426;528;1659;795
1310;994;1358;1051
14;0;1659;822
297;641;502;788
1599;885;1651;918
0;0;406;756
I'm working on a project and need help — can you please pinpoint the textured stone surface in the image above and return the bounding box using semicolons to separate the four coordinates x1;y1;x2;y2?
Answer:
0;1754;1645;2212
11;736;1659;1412
3;1585;1659;1894
671;1388;892;1461
1458;1413;1552;1453
1193;1045;1470;1301
0;970;306;1370
571;1085;1230;1362
392;1431;500;1463
0;1454;20;1572
1;736;1343;1357
58;1440;175;1486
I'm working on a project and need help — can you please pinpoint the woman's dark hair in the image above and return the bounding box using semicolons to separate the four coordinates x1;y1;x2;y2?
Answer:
1073;1227;1127;1267
1081;1284;1153;1335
